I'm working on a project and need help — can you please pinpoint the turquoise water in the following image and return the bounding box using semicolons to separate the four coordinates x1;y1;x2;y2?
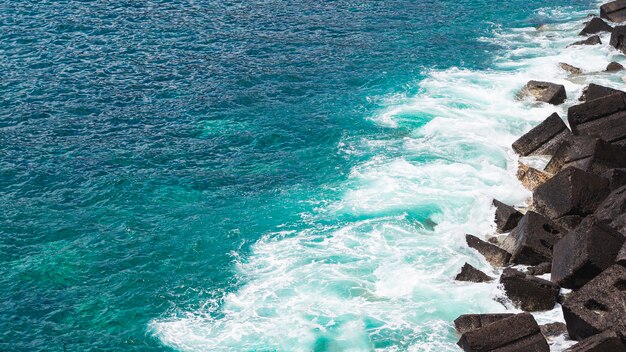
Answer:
0;1;605;351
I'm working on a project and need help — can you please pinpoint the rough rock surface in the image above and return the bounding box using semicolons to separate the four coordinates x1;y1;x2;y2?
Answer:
570;35;602;47
512;113;572;156
519;81;567;105
565;330;626;352
578;83;624;102
602;0;626;23
533;167;610;227
455;263;493;283
594;185;626;233
561;264;626;340
580;17;613;35
457;313;549;352
454;314;514;334
568;92;626;146
502;211;565;265
527;262;552;276
544;136;626;175
500;268;560;311
611;25;626;53
493;199;523;233
466;234;511;267
560;62;582;75
518;163;553;191
601;168;626;191
540;322;568;339
551;217;625;289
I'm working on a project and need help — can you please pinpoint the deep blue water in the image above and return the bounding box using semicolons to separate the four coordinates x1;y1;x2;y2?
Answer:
0;1;593;351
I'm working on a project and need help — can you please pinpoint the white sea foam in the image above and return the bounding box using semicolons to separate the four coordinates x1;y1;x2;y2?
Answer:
152;6;625;351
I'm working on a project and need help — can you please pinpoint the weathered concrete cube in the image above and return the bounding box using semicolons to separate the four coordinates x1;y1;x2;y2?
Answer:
519;81;567;105
551;217;625;289
512;113;571;156
565;330;626;352
544;136;626;175
455;263;493;283
594;185;626;234
580;17;613;36
568;92;626;146
493;199;523;233
562;265;626;340
500;268;560;311
578;83;623;102
457;313;549;352
502;211;565;265
533;167;610;227
602;0;626;22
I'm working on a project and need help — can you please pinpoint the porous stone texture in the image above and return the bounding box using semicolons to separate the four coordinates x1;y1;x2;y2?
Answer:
518;163;553;191
457;313;549;352
551;217;625;289
594;185;626;234
561;264;626;340
568;92;626;146
540;322;567;339
612;25;626;54
502;211;565;265
519;81;567;105
544;136;626;175
512;113;572;156
493;199;523;233
533;167;610;228
454;314;515;334
602;0;626;22
527;262;552;276
578;83;624;102
455;263;493;283
565;330;626;352
500;268;560;311
466;234;511;267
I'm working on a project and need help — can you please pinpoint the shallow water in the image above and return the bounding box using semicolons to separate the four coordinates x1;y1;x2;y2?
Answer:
0;0;615;351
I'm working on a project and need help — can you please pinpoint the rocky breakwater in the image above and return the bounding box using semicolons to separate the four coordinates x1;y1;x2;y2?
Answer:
452;3;626;351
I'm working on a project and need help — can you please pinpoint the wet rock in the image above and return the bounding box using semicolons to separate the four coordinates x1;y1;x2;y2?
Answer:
518;163;553;191
560;62;582;75
533;167;610;227
551;216;625;289
607;61;625;72
580;17;613;35
519;81;567;105
502;211;565;265
466;234;511;267
544;136;626;175
612;25;626;53
512;113;572;156
455;263;493;283
569;35;602;47
540;322;568;339
566;330;626;351
493;199;523;233
457;313;549;352
527;262;552;275
500;268;560;311
578;83;624;102
454;314;515;334
561;264;626;340
602;0;626;23
594;185;626;233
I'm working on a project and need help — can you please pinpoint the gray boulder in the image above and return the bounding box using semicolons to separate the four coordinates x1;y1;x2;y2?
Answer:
493;199;523;233
455;263;493;283
502;211;565;265
602;0;626;23
580;17;613;35
569;35;602;46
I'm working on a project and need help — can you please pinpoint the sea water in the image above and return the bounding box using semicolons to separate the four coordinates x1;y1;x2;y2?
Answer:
0;0;618;351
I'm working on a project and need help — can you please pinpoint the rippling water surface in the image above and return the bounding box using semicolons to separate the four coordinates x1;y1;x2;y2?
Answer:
0;0;604;351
